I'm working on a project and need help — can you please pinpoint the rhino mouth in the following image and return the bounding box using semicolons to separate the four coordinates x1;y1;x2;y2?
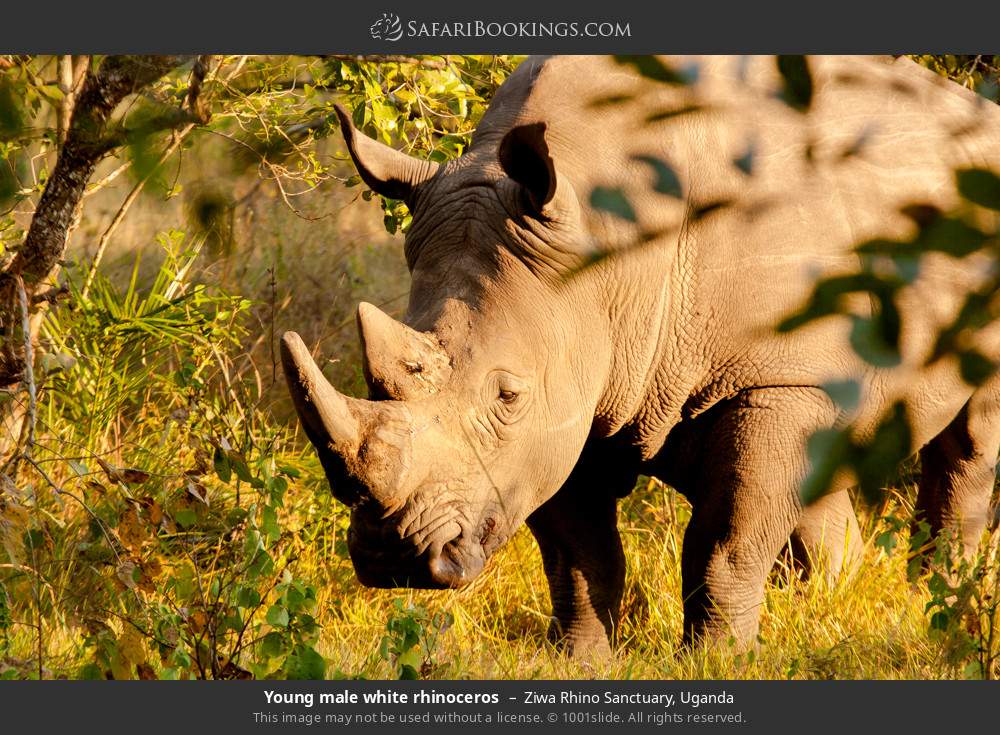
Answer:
348;505;504;589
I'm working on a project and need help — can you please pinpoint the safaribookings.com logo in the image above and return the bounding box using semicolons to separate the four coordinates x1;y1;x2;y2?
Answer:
370;13;404;41
369;13;631;41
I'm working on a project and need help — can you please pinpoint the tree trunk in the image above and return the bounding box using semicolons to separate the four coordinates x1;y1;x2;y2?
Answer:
0;55;193;459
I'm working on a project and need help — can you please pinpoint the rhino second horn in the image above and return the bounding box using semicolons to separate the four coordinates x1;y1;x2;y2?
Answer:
357;302;452;400
280;331;362;451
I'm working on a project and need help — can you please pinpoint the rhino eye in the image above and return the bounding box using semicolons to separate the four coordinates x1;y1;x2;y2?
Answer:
498;388;518;404
489;371;529;417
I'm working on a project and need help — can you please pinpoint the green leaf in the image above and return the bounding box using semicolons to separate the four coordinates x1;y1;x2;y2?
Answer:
931;289;995;362
927;569;951;597
296;613;320;640
226;507;248;528
173;508;197;529
124;118;169;193
963;660;984;679
276;464;301;478
631;155;683;198
855;402;911;505
800;427;852;504
170;647;192;670
613;56;697;86
778;272;898;334
78;662;104;680
229;452;253;483
268;475;288;506
37;84;64;102
261;631;287;658
821;380;861;412
285;584;305;612
266;604;289;628
956;167;1000;211
849;314;901;368
915;216;988;257
0;78;27;142
285;644;327;680
398;664;419;680
733;140;755;176
929;610;950;631
236;587;261;609
590;186;636;222
874;529;897;556
262;505;280;542
213;446;231;483
247;546;275;578
396;648;422;679
958;349;996;386
220;610;243;634
776;56;813;111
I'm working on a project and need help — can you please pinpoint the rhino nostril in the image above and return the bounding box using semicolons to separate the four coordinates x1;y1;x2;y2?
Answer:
429;551;466;587
428;540;484;588
479;517;496;546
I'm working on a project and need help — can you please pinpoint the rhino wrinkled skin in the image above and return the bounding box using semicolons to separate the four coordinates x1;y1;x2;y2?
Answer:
283;56;1000;656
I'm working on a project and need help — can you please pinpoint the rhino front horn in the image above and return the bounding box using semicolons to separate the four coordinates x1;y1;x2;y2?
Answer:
357;302;451;400
280;331;362;452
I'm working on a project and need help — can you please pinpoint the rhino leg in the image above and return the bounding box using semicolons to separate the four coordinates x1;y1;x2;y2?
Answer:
681;387;838;647
914;381;1000;565
788;490;862;580
527;464;628;658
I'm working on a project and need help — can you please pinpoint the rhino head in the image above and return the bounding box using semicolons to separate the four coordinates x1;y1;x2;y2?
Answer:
282;104;608;589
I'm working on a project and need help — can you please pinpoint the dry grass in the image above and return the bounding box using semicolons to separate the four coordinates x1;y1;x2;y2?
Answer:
1;469;964;679
303;482;942;680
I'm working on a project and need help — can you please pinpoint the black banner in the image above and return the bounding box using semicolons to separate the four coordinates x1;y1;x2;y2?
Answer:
1;0;1000;53
1;679;998;733
3;4;1000;735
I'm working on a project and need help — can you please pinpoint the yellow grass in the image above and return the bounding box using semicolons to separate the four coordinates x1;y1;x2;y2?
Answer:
5;478;951;679
306;482;943;680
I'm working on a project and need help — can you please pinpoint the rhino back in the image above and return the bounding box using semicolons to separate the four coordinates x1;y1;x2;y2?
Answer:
473;56;1000;455
669;56;1000;451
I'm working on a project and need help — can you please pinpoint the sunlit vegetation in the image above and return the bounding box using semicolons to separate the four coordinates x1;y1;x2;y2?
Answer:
0;54;997;679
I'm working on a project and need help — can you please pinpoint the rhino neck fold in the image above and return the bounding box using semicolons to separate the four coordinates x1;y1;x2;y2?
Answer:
589;232;691;453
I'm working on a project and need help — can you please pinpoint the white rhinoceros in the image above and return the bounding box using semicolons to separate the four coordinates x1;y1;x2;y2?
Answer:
282;56;1000;655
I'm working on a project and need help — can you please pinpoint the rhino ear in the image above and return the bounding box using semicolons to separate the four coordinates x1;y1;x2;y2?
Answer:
498;122;559;214
335;104;439;202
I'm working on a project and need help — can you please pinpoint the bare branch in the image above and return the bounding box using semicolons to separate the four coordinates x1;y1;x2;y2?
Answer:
186;54;214;124
56;55;73;145
15;277;34;464
0;55;30;70
82;123;196;298
6;55;194;287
